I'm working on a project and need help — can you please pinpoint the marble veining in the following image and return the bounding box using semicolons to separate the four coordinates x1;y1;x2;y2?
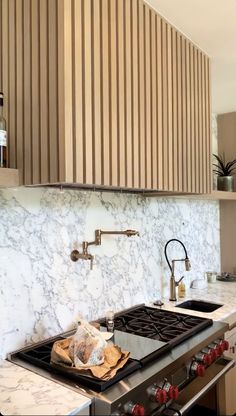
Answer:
0;360;91;415
0;187;220;358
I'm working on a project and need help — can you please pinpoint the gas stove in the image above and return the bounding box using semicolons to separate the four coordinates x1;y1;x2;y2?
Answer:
9;304;234;416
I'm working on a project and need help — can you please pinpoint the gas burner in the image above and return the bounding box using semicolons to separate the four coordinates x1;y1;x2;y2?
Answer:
103;306;213;347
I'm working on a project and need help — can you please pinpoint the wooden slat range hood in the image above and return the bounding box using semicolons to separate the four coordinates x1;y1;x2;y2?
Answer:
0;0;211;194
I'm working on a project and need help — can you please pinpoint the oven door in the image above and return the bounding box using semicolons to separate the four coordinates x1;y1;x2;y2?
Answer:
166;357;235;416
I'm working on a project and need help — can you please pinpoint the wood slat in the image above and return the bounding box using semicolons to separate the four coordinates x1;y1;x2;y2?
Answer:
2;0;9;167
31;0;40;183
167;23;173;190
15;0;23;184
93;0;102;185
84;0;93;184
181;37;187;192
57;0;66;182
39;0;49;183
73;0;84;184
201;52;206;193
194;47;199;193
189;43;195;192
162;20;168;190
198;51;203;193
117;0;125;187
172;28;178;191
125;0;132;188
138;0;145;189
185;40;191;192
144;4;152;189
156;14;163;190
101;0;110;185
132;0;139;189
0;0;2;90
207;58;212;193
23;0;32;184
151;10;157;189
177;32;183;192
110;0;118;187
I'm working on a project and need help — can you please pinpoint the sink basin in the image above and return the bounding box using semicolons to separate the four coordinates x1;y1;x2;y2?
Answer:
176;299;223;313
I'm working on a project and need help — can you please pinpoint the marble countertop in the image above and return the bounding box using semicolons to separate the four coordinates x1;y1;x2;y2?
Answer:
0;360;91;416
152;280;236;329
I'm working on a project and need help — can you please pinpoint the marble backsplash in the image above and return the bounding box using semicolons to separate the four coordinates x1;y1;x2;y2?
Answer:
0;187;220;358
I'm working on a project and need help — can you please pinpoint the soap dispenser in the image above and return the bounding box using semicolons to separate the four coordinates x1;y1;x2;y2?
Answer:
178;278;186;298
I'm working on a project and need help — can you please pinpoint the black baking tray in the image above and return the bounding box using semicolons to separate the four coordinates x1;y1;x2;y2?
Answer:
17;337;141;392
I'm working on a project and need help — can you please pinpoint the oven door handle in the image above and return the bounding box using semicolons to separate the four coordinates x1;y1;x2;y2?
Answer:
177;358;235;416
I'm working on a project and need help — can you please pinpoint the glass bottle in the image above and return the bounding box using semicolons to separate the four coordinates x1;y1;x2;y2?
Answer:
0;92;7;168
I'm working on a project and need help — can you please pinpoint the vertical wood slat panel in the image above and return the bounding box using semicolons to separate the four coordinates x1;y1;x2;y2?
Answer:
186;40;191;193
132;0;139;188
39;0;49;183
93;0;102;185
151;10;157;189
194;47;199;193
144;4;152;189
172;29;178;191
63;0;73;182
167;24;173;190
0;0;2;90
198;51;203;193
117;0;125;187
138;0;145;189
23;0;32;184
73;0;84;183
205;56;210;193
84;0;93;184
177;32;182;191
206;58;213;192
189;43;195;192
8;0;16;168
31;0;40;183
156;14;163;190
125;0;132;187
101;0;110;185
48;0;59;183
2;0;9;167
57;0;66;182
110;0;118;187
16;0;23;183
181;37;187;192
162;20;168;190
201;53;206;193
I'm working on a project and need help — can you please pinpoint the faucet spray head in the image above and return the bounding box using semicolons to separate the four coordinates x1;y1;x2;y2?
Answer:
185;257;191;271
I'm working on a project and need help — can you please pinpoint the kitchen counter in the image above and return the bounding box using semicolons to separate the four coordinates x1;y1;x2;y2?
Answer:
153;281;236;329
0;360;91;415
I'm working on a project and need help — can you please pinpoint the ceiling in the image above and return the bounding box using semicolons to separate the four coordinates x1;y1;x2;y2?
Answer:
145;0;236;114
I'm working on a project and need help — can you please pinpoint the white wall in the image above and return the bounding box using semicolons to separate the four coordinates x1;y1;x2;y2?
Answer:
0;187;220;358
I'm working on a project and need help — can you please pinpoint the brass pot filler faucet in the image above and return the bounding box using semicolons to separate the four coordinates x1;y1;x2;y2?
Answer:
70;229;139;270
164;238;191;301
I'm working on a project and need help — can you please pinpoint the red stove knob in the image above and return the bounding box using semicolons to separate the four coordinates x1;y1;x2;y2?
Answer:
131;404;145;416
210;348;217;361
168;385;179;400
222;340;229;351
190;361;205;377
124;402;145;416
155;388;168;405
195;352;212;366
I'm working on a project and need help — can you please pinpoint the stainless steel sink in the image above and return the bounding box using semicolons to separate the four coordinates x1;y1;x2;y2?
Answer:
176;299;223;313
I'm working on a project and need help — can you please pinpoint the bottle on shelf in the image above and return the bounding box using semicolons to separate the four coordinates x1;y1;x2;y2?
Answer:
0;92;8;168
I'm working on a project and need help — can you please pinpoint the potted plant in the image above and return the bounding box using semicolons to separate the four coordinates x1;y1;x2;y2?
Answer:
213;153;236;191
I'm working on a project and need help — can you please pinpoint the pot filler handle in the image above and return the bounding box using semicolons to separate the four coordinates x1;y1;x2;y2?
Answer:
165;357;234;416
